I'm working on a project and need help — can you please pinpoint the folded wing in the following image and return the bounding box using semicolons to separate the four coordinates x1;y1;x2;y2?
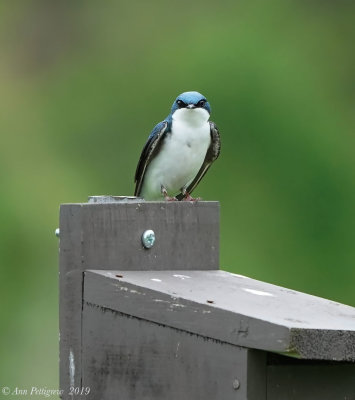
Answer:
134;121;169;197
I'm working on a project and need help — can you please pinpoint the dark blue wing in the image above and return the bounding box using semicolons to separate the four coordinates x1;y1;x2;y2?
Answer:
176;121;221;200
134;120;169;196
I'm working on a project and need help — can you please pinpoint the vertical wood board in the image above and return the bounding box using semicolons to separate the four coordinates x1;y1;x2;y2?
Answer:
59;201;219;396
82;303;267;400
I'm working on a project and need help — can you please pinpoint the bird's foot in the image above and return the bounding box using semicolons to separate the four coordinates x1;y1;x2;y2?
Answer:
182;192;201;202
161;185;178;201
165;196;178;201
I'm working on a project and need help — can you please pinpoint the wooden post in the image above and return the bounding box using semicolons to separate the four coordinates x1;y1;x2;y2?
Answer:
59;198;355;399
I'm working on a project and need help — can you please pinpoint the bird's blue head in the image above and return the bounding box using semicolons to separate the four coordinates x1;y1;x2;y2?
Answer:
170;91;211;116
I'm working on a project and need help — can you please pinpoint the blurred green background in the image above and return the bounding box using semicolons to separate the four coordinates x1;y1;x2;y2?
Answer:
0;0;354;392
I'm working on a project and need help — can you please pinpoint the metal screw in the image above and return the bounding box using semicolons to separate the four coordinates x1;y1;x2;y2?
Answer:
142;229;155;249
55;228;60;238
232;379;240;390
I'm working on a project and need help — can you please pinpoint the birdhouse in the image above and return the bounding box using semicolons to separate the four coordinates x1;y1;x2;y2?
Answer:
59;198;355;399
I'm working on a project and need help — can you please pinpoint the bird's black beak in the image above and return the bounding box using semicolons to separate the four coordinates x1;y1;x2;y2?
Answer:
186;104;196;109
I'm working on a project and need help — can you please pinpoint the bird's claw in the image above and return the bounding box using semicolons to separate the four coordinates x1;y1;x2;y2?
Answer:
161;185;178;201
182;192;201;202
165;196;178;201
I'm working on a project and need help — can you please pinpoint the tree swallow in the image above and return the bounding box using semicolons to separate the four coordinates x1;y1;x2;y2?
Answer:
134;91;221;201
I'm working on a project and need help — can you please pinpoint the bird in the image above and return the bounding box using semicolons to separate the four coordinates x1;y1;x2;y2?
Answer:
134;91;221;201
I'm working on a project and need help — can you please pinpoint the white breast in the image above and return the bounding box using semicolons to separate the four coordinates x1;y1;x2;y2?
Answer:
141;108;211;200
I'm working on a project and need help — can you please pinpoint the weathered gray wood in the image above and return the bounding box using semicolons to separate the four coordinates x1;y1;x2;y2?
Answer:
61;201;219;271
59;204;83;394
59;200;355;399
82;302;267;400
84;269;355;361
59;201;219;397
267;364;355;399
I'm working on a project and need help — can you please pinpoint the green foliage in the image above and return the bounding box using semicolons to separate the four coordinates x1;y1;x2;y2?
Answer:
0;0;354;389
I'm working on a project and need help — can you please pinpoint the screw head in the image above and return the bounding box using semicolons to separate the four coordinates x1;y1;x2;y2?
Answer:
232;379;240;390
142;229;155;249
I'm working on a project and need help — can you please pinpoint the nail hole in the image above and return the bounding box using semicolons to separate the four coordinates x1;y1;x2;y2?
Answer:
115;274;123;278
206;300;214;304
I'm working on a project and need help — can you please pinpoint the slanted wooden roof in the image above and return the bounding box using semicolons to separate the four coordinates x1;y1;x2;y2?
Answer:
84;269;355;361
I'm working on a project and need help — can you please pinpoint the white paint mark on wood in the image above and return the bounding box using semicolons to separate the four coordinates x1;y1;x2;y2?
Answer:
113;284;129;291
154;299;170;303
69;349;75;388
243;288;274;297
175;342;180;358
173;274;191;280
129;289;145;295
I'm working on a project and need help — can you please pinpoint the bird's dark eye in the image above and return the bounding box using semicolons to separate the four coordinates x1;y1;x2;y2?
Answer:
197;99;206;107
177;99;186;108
